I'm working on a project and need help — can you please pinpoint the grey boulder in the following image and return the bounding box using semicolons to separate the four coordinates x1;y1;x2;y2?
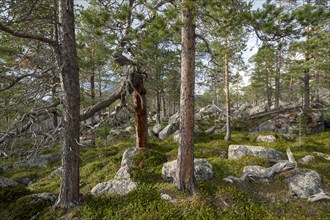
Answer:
228;145;283;160
28;154;61;168
285;169;323;198
152;124;165;135
29;192;57;205
91;148;140;195
162;158;213;182
299;155;316;165
158;123;179;140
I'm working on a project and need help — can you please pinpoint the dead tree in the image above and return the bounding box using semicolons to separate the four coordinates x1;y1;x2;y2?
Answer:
113;53;148;148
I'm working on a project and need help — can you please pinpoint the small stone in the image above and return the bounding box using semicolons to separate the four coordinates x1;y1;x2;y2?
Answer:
0;176;18;188
21;177;33;186
160;193;176;202
80;139;94;148
54;167;62;176
256;135;276;143
160;193;172;201
30;193;57;205
299;155;315;165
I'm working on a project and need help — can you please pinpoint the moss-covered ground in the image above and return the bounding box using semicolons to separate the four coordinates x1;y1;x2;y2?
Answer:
1;128;329;219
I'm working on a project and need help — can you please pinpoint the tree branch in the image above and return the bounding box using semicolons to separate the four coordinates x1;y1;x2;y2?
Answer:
0;66;55;93
0;23;56;46
195;33;219;66
80;81;126;121
0;73;33;93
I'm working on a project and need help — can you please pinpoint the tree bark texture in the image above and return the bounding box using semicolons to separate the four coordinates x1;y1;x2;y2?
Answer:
132;72;148;148
303;72;310;109
90;64;96;143
161;90;166;118
266;72;272;110
51;75;59;128
315;70;320;103
54;0;80;208
175;0;196;194
304;30;311;109
224;37;231;141
112;54;148;148
156;90;161;124
275;41;281;110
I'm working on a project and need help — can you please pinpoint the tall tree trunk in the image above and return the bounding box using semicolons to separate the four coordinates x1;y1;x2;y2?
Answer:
266;71;272;110
98;69;102;99
224;37;231;141
315;70;320;104
175;0;196;194
161;90;166;118
52;75;58;128
275;0;282;109
289;77;294;103
236;83;239;110
156;90;161;124
90;66;96;144
51;2;59;129
54;0;80;208
303;72;310;109
275;40;281;109
304;27;311;109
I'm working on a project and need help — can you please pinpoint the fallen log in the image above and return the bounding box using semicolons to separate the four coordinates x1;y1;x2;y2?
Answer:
308;190;330;202
224;148;297;183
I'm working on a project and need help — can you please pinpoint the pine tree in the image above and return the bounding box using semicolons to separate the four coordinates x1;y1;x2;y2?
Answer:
175;0;196;194
292;1;329;108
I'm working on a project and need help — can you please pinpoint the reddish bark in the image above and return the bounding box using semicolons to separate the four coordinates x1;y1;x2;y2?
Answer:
175;0;196;194
133;79;148;148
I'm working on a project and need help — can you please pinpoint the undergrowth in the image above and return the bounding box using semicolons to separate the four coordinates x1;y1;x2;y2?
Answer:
0;129;329;219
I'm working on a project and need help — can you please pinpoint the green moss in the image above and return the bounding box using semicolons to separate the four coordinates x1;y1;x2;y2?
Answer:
6;168;40;181
8;195;50;220
37;207;66;220
2;130;330;219
0;185;30;202
0;185;54;220
131;149;167;183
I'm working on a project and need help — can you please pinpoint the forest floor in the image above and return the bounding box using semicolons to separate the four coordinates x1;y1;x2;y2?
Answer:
1;128;330;219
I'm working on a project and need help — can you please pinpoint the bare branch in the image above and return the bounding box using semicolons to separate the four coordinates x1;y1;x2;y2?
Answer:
195;33;219;66
80;81;126;121
0;73;33;92
0;23;56;46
